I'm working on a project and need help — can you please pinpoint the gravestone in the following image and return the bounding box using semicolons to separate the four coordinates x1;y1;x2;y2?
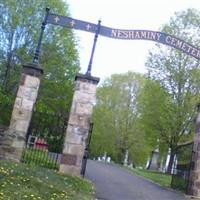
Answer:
147;149;160;170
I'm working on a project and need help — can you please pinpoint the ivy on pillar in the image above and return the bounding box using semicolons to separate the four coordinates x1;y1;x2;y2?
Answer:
59;73;100;176
0;63;43;162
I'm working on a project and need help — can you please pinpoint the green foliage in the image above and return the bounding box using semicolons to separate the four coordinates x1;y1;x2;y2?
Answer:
138;79;176;152
0;161;94;200
91;72;151;165
0;87;14;125
131;168;172;188
0;0;80;149
171;176;188;192
176;142;193;165
142;8;200;172
0;0;80;104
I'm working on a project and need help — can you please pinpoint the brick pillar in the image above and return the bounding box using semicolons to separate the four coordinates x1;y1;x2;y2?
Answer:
0;63;42;162
188;104;200;196
59;73;99;176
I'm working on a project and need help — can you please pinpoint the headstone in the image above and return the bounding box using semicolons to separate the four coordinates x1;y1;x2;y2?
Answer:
164;148;171;172
147;149;160;170
102;152;107;162
107;157;111;163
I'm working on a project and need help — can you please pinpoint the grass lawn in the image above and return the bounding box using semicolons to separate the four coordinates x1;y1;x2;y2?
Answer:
131;168;172;188
0;161;94;200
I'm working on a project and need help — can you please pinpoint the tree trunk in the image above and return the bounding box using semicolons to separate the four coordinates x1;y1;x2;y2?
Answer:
3;31;14;91
167;151;175;174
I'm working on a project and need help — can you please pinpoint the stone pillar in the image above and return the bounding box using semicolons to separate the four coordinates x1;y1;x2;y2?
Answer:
0;63;42;162
188;104;200;196
59;73;99;176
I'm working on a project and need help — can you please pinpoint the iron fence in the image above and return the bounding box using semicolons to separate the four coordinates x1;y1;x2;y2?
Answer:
21;135;62;170
171;142;193;193
21;111;68;170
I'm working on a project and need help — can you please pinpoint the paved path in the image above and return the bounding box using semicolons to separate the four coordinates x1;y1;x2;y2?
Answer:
85;160;187;200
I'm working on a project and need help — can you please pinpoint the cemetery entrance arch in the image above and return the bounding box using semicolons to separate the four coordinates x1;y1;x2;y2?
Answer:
45;9;200;196
1;7;200;197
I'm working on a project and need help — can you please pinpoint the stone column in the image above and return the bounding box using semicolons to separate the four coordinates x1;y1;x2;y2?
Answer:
188;104;200;196
59;73;99;176
0;63;42;162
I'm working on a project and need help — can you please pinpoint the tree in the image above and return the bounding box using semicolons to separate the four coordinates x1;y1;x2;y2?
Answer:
143;8;200;173
91;72;150;165
0;0;79;99
0;0;80;152
0;0;80;121
0;0;79;91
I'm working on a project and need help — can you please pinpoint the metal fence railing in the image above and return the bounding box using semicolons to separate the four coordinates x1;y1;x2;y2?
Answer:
171;142;193;193
21;135;62;170
21;111;68;170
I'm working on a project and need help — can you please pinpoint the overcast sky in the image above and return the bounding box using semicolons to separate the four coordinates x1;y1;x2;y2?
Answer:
67;0;200;81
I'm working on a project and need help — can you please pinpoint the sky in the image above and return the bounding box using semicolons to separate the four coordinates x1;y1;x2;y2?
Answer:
67;0;200;81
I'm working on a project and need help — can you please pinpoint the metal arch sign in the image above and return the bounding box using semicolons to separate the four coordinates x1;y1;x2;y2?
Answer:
47;13;200;60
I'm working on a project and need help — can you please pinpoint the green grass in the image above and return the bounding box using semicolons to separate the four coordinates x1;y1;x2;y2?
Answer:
131;168;172;188
171;174;189;192
0;161;94;200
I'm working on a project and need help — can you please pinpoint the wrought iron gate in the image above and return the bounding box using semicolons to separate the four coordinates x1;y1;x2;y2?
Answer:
81;122;94;177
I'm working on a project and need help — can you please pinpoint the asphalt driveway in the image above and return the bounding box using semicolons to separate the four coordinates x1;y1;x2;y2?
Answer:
85;160;187;200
